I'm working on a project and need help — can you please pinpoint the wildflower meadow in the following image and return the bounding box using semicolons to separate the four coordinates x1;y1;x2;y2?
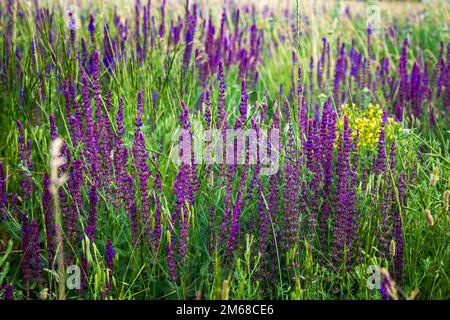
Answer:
0;0;449;301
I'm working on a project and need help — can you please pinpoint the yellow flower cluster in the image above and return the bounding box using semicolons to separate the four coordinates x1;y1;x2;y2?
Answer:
338;103;401;150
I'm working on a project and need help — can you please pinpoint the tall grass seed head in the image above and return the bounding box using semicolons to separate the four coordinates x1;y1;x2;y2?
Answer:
389;239;396;257
444;190;449;213
430;167;440;187
49;138;68;196
425;208;434;226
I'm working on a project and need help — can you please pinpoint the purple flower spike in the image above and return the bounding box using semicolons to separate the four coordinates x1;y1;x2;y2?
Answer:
114;97;129;206
21;218;42;283
88;13;96;44
398;39;409;110
136;90;144;127
0;161;6;213
67;10;77;48
105;239;115;294
319;99;336;250
159;0;166;38
182;3;197;73
67;158;83;241
332;116;358;270
237;80;248;128
172;100;196;259
380;276;391;300
374;121;386;175
49;113;58;140
283;124;300;252
85;184;98;242
167;234;177;282
42;173;55;267
203;89;211;129
152;155;162;250
217;62;227;130
409;62;424;118
124;174;138;245
133;91;150;244
81;70;101;186
0;285;14;300
226;190;243;259
103;24;115;71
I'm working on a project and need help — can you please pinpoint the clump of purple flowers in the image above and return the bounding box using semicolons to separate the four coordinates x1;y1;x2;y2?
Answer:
104;239;115;295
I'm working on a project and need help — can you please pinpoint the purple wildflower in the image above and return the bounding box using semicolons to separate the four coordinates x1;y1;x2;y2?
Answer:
159;0;166;38
319;99;336;251
133;91;150;243
49;113;58;140
62;81;80;146
85;184;98;242
203;89;212;129
67;158;83;241
332;116;356;269
374;116;387;175
124;174;138;246
217;62;227;130
173;100;195;258
92;51;113;186
304;119;321;241
114;97;129;205
105;239;115;294
88;13;96;44
380;275;391;300
0;161;6;212
135;0;142;60
21;218;42;283
182;3;197;73
237;80;248;129
69;79;84;144
42;173;55;267
283;123;300;252
81;70;101;185
398;39;409;111
409;62;423;118
0;285;14;300
103;24;115;71
167;233;177;282
152;155;162;249
68;9;76;48
333;44;346;106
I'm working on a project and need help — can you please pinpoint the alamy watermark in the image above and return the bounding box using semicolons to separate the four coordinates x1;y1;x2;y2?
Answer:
64;4;81;31
366;265;381;290
170;120;280;176
66;265;81;290
64;263;382;291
